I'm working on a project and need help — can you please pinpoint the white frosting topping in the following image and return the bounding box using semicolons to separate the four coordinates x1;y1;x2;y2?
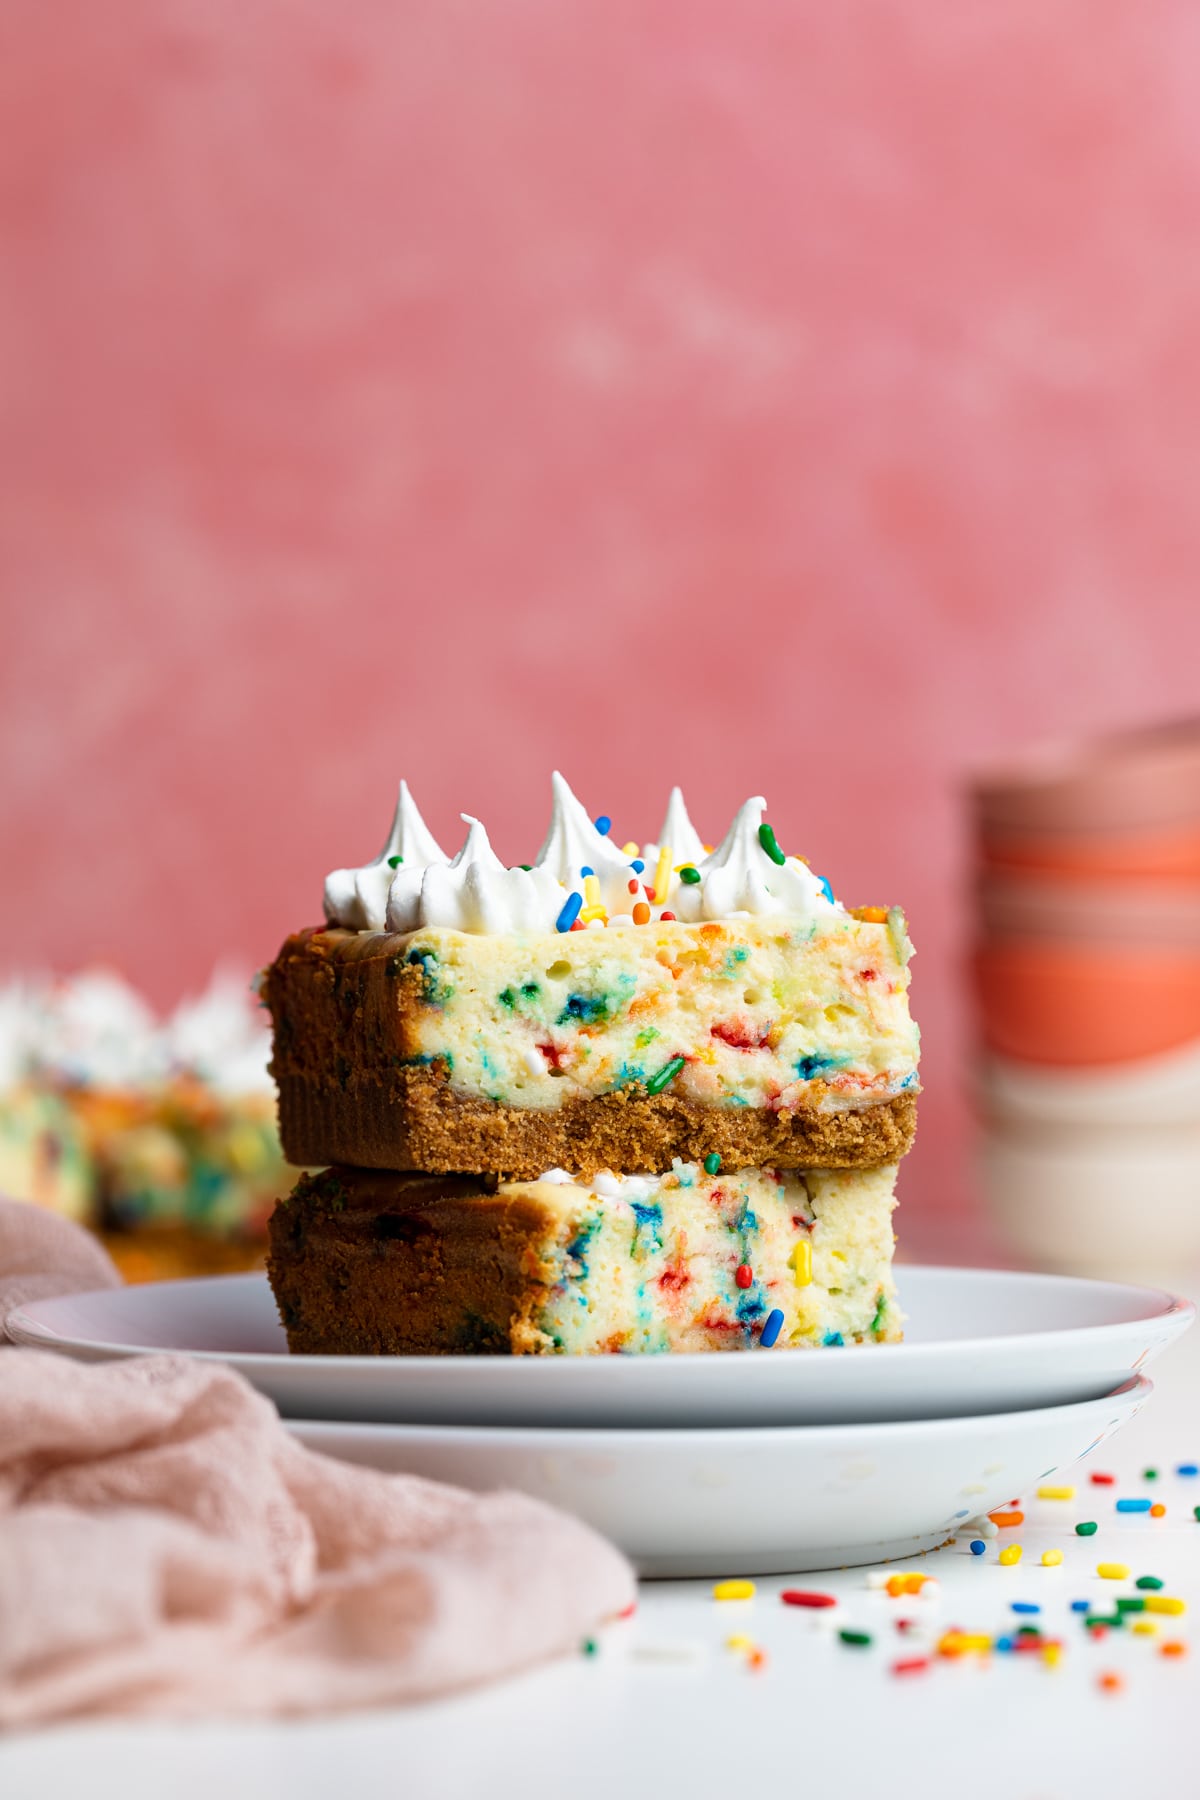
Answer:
324;781;448;931
322;775;847;936
672;797;839;923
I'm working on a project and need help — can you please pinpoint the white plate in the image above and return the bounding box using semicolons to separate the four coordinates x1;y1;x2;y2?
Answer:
291;1377;1151;1576
7;1267;1191;1428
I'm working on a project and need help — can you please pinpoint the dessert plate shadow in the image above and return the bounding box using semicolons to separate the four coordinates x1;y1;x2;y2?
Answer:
291;1377;1151;1576
7;1266;1191;1428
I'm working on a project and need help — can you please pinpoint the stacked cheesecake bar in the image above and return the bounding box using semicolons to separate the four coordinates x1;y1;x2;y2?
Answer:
264;777;919;1355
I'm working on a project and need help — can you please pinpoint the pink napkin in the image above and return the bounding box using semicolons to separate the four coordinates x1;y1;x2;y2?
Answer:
0;1199;634;1727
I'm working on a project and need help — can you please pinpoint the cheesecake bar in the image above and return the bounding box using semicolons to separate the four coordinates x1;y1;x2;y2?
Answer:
266;779;919;1177
267;1160;902;1356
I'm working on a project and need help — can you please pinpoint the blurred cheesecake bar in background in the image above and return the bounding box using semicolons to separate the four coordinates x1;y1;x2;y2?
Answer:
0;969;295;1279
265;775;920;1355
970;718;1200;1279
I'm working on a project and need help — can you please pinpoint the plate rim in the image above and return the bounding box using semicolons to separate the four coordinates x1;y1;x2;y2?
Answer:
6;1263;1193;1371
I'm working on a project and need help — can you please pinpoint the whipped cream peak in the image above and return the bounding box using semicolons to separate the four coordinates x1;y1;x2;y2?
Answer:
673;795;841;923
324;780;449;932
648;787;706;866
387;813;564;935
534;772;635;911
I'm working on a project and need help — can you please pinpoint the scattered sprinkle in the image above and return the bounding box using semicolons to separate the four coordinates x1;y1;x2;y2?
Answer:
1070;1600;1091;1613
789;1239;813;1287
1037;1485;1075;1501
712;1580;756;1602
1075;1522;1099;1536
581;1636;598;1657
1176;1463;1198;1476
660;910;677;922
645;1055;686;1095
556;892;582;933
386;854;403;869
632;901;651;925
760;1309;785;1350
1090;1473;1116;1485
892;1656;930;1677
1161;1640;1188;1658
679;865;702;885
1011;1602;1041;1615
1042;1549;1064;1566
839;1629;873;1648
999;1545;1023;1566
1097;1563;1130;1580
703;1152;722;1175
1144;1595;1186;1616
1136;1575;1165;1590
1131;1620;1159;1636
781;1590;837;1609
969;1540;987;1556
938;1632;992;1656
1150;1503;1167;1518
735;1264;753;1289
652;845;673;908
620;841;639;857
1098;1672;1124;1694
1194;1506;1200;1522
630;859;645;873
990;1510;1024;1528
1042;1643;1063;1667
1117;1498;1153;1513
758;822;787;866
1115;1597;1145;1615
1144;1468;1159;1481
593;815;611;836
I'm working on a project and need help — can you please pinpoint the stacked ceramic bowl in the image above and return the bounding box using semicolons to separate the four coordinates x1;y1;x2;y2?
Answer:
971;720;1200;1282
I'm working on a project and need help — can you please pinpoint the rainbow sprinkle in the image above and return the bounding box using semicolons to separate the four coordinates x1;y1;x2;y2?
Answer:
555;892;582;933
757;822;786;866
759;1309;784;1349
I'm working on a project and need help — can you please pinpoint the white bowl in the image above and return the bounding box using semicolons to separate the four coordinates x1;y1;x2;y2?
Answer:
292;1376;1151;1576
7;1267;1190;1428
980;1128;1200;1282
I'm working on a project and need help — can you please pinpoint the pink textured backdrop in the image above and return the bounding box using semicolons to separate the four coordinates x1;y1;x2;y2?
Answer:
4;1;1200;1232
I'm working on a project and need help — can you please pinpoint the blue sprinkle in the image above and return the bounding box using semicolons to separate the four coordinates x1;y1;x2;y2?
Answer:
556;892;583;933
1116;1497;1153;1513
1070;1600;1091;1613
630;859;645;873
1011;1602;1040;1615
759;1309;784;1349
1177;1463;1199;1477
969;1540;986;1556
994;1636;1014;1653
593;816;611;836
953;1509;970;1519
580;865;594;878
818;875;834;904
822;1331;844;1347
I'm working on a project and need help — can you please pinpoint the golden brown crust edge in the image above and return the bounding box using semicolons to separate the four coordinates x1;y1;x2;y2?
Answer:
274;1067;916;1179
266;1168;551;1355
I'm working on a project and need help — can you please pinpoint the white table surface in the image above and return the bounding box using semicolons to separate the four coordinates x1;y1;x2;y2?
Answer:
4;1277;1199;1800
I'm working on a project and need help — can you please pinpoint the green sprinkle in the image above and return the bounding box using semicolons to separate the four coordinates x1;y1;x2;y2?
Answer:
703;1152;722;1175
1136;1575;1164;1590
1115;1597;1145;1614
1194;1506;1200;1522
870;1292;888;1333
757;822;786;866
581;1637;598;1657
1144;1467;1159;1481
519;864;532;871
679;865;702;884
646;1055;686;1096
1075;1521;1098;1536
1085;1614;1124;1630
386;854;403;868
1016;1625;1041;1638
838;1629;873;1648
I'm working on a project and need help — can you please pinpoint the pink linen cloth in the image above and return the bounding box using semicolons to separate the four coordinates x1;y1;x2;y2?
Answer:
0;1199;634;1728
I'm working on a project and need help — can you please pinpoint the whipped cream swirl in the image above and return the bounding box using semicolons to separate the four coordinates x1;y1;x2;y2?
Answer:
322;775;845;935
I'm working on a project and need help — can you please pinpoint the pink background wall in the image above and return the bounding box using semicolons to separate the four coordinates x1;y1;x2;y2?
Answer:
5;2;1200;1235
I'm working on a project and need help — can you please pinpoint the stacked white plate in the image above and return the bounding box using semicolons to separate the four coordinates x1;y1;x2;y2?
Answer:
9;1267;1192;1575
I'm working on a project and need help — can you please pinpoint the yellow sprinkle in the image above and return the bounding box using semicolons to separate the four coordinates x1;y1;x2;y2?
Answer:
578;904;608;924
725;1633;753;1651
713;1580;756;1602
1037;1485;1075;1501
653;845;673;907
1131;1620;1158;1636
1042;1643;1062;1667
938;1631;992;1655
582;874;602;910
1144;1595;1186;1615
1041;1549;1064;1567
1097;1563;1131;1580
788;1239;813;1287
620;842;640;857
999;1545;1023;1566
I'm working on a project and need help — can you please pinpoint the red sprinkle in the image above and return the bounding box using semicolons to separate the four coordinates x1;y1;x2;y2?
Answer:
627;878;639;895
1091;1473;1117;1485
617;1601;637;1619
780;1590;837;1610
892;1656;931;1677
735;1265;753;1289
660;910;677;921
